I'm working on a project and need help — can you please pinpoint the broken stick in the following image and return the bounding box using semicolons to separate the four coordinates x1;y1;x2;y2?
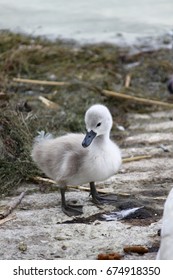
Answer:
13;78;68;86
0;192;26;219
32;176;111;194
38;96;59;109
33;154;151;193
122;155;152;163
124;74;131;88
0;214;16;225
33;154;151;185
103;89;173;108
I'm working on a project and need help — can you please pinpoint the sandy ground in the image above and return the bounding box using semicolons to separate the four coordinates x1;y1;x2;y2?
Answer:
0;108;173;260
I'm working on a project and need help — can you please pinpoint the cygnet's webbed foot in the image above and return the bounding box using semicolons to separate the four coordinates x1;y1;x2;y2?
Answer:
91;193;118;204
90;182;117;205
62;204;83;217
60;188;83;216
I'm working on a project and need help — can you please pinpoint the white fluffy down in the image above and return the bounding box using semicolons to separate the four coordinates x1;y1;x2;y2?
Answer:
156;188;173;260
31;104;122;187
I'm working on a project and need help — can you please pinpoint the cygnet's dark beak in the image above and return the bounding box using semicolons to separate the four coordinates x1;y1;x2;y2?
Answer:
82;130;97;148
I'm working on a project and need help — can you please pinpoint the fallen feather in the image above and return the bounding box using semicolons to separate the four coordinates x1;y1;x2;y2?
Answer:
159;144;170;152
102;206;144;221
116;124;125;131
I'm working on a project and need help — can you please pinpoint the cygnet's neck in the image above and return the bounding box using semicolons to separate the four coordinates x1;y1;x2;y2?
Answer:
92;131;110;147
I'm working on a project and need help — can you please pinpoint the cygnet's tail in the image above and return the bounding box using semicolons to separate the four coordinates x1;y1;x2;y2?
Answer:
34;130;54;143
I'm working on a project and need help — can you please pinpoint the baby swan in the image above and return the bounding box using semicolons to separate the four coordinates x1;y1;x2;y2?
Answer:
31;104;122;216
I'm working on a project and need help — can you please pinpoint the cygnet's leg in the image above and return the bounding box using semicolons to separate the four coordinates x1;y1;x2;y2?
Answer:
60;188;83;216
90;182;117;204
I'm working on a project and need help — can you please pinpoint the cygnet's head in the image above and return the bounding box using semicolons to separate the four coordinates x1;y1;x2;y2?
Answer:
82;104;113;148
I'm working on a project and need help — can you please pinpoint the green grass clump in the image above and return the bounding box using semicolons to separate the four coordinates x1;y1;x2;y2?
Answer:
0;107;40;195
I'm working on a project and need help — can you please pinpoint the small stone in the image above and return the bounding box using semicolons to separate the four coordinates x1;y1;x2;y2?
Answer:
18;241;27;252
62;245;67;250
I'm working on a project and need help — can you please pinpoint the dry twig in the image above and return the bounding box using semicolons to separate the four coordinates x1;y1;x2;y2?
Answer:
33;176;55;185
33;176;109;193
125;74;131;88
33;154;151;193
103;89;173;108
38;96;59;109
33;154;151;184
0;192;26;219
122;155;152;163
13;78;68;86
0;214;16;225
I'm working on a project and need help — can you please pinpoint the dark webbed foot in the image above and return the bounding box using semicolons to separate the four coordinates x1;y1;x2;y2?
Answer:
90;182;117;204
60;188;83;216
91;193;118;204
62;204;83;217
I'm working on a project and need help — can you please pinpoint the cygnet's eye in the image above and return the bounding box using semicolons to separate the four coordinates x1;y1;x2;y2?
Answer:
96;122;101;127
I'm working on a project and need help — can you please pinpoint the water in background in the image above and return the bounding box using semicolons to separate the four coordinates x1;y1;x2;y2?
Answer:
0;0;173;45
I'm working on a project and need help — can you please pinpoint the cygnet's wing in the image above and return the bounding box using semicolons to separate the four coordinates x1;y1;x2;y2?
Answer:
32;133;87;184
156;188;173;259
56;135;87;183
